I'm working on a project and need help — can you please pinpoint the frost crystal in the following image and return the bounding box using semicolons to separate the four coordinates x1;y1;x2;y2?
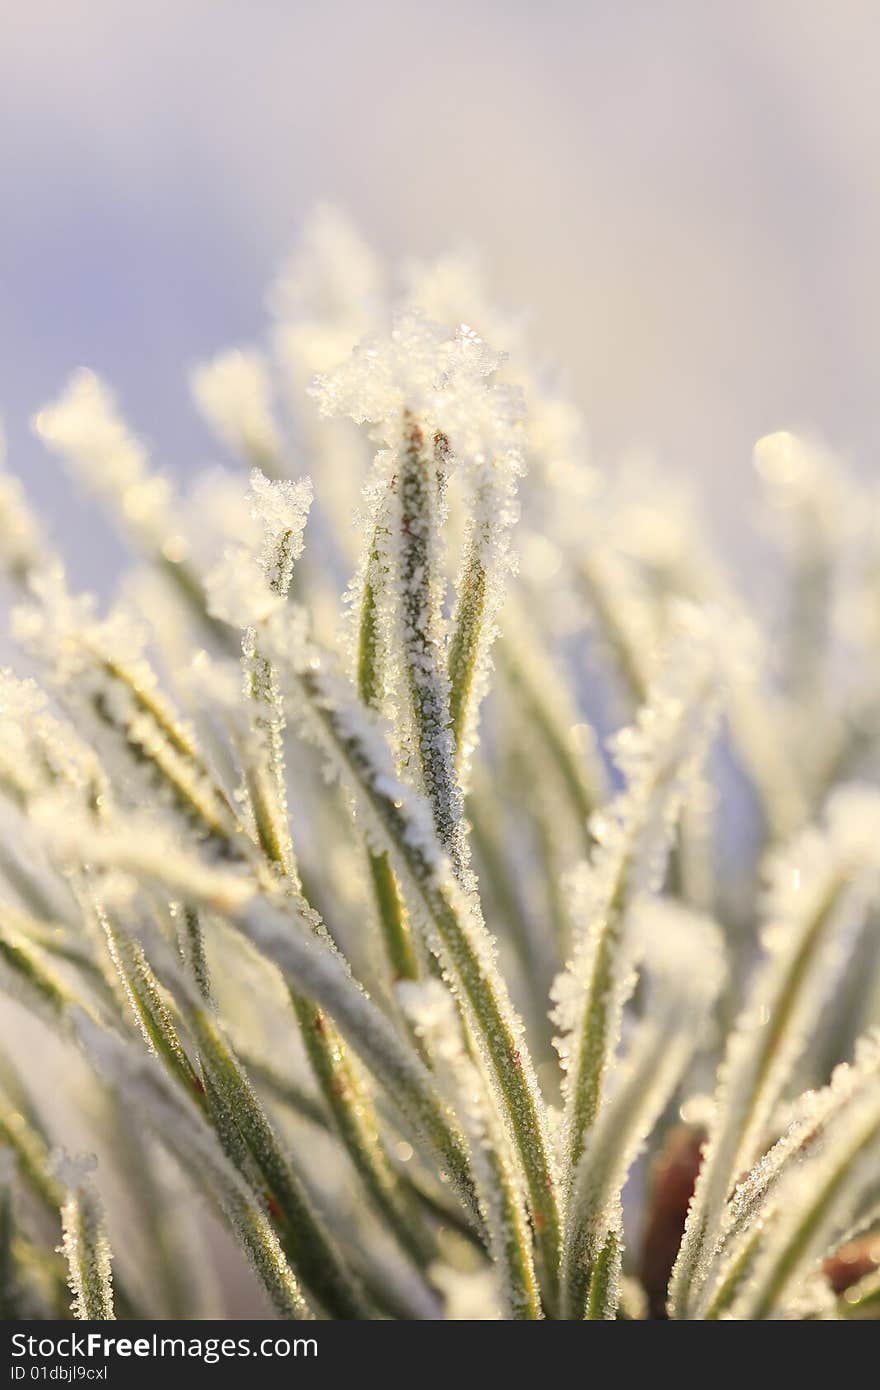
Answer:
671;784;880;1317
730;1077;880;1319
206;470;312;630
13;570;234;845
553;602;723;1183
561;900;725;1317
248;469;313;596
400;979;541;1319
312;310;511;447
55;1153;115;1320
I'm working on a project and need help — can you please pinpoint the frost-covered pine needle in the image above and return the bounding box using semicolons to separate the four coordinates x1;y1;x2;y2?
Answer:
700;1029;880;1317
729;1078;880;1319
670;785;880;1317
400;980;540;1320
553;603;722;1188
55;1154;115;1321
33;372;174;553
271;630;562;1308
561;900;725;1318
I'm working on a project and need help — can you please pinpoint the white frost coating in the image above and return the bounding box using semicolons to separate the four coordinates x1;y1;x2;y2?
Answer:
269;625;561;1291
271;616;444;874
670;784;880;1317
0;671;48;799
181;467;262;566
449;428;526;783
403;247;597;554
33;371;173;544
312;310;521;465
729;1077;880;1319
55;1152;115;1320
498;599;610;826
552;602;723;1179
404;250;526;360
206;468;311;875
399;980;540;1319
31;796;252;917
14;571;234;843
206;549;283;629
559;453;807;838
70;1010;310;1318
700;1029;880;1314
49;1148;98;1191
634;897;727;1013
43;808;470;1213
267;206;381;572
386;419;463;862
8;209;880;1323
206;470;312;630
13;569;146;689
0;668;103;806
190;350;282;464
248;469;313;595
318;312;524;850
231;898;469;1167
561;900;725;1317
0;469;43;580
277;631;472;922
398;979;463;1061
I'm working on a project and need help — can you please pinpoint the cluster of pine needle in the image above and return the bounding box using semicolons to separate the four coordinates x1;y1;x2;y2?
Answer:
1;209;879;1320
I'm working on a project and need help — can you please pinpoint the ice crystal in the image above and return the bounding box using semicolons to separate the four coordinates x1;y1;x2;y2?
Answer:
400;979;540;1318
206;470;312;631
312;311;511;448
670;785;880;1317
55;1152;115;1320
248;469;313;596
553;602;723;1183
729;1077;880;1319
561;900;725;1317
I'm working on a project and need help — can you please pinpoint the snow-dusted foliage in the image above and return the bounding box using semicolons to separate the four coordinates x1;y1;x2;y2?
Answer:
1;209;879;1321
55;1154;115;1320
33;371;176;553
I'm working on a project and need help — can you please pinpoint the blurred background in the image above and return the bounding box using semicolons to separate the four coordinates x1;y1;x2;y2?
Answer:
3;0;880;592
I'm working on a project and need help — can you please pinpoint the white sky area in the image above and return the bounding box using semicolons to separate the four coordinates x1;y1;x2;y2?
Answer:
2;1;879;589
